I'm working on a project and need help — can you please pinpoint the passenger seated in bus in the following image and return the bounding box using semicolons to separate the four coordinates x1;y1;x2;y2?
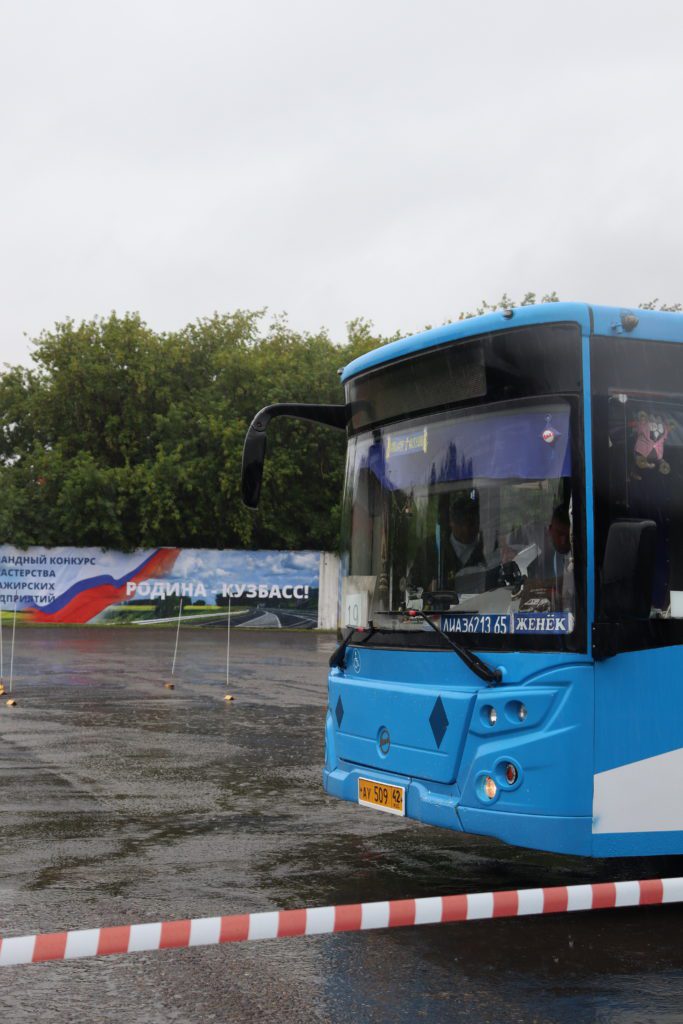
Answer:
503;505;572;610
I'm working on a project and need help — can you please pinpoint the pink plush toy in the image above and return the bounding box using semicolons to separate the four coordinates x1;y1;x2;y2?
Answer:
633;410;671;476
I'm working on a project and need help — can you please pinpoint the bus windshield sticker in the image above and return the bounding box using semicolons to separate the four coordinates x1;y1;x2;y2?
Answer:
385;427;428;459
441;614;510;635
440;613;573;635
513;612;572;633
542;413;561;445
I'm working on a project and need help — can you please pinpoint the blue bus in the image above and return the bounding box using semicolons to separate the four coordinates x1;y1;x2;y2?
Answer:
242;303;683;857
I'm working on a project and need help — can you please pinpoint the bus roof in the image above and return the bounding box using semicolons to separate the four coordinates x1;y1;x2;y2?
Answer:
340;302;683;384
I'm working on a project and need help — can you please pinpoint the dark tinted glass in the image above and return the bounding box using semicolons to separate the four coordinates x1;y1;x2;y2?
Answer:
592;334;683;653
346;322;582;433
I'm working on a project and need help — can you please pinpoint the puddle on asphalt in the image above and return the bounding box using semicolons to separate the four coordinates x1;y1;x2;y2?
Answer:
1;627;682;1024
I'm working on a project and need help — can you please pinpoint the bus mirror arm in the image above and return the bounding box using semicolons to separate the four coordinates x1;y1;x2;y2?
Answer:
241;403;347;509
406;608;502;686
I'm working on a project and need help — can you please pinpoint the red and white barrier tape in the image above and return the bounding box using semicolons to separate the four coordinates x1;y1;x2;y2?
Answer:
1;877;681;967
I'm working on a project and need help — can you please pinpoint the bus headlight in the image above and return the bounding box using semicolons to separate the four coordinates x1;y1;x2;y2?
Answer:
505;700;527;723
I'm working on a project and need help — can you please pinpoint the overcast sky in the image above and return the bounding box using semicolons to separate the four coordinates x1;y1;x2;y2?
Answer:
1;1;682;366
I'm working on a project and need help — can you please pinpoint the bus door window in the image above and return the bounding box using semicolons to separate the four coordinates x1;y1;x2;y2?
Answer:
606;391;683;616
592;335;683;648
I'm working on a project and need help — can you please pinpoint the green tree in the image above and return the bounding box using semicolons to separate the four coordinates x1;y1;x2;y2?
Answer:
0;310;354;549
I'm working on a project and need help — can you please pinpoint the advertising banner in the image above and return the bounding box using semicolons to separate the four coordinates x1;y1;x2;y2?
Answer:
0;546;321;627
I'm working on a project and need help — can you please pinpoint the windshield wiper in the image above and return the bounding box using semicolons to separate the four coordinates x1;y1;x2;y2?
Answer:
329;621;377;669
405;609;502;686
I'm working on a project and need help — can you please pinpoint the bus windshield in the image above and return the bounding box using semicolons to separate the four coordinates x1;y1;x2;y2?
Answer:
341;399;577;642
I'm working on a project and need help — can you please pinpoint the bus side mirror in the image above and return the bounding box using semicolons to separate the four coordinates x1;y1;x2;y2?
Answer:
600;519;657;620
241;403;347;509
241;423;267;509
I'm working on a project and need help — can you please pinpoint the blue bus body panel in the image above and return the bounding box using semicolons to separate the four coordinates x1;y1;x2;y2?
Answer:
590;304;683;344
593;646;683;850
595;647;683;772
592;831;683;857
324;647;595;856
330;675;475;784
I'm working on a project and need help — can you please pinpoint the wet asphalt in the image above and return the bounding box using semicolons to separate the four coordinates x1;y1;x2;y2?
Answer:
1;627;682;1024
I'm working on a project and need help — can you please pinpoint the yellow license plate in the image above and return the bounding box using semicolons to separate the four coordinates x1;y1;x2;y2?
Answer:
358;777;405;816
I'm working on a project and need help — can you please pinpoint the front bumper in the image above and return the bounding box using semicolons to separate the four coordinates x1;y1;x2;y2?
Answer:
323;759;592;855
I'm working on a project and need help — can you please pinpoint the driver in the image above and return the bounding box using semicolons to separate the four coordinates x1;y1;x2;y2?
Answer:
410;489;485;592
444;489;486;579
